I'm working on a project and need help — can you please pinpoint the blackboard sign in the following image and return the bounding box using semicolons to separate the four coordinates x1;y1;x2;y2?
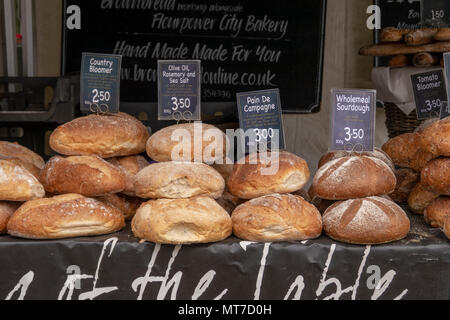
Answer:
62;0;326;114
441;102;450;119
445;53;450;118
411;70;448;120
421;0;450;28
330;89;376;152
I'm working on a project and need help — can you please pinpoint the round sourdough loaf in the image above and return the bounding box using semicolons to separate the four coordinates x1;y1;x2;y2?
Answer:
318;148;395;171
0;202;20;233
421;118;450;157
231;194;322;242
421;158;450;195
49;113;149;158
424;197;450;228
0;141;45;169
97;193;144;220
408;182;440;214
131;197;232;244
108;155;149;196
228;151;310;200
7;194;125;239
312;156;396;200
146;123;228;163
39;156;126;197
134;161;225;199
390;168;419;203
323;196;410;245
0;160;45;201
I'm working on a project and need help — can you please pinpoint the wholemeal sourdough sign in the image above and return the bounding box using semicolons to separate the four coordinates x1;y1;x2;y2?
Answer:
63;0;326;114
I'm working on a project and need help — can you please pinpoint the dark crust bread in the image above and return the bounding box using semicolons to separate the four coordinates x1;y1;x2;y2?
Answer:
424;197;450;228
421;158;450;195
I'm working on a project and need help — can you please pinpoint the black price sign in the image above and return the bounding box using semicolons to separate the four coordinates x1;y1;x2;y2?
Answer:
330;89;376;152
421;0;450;27
237;89;285;153
80;53;122;113
158;60;201;121
411;70;448;120
443;53;450;119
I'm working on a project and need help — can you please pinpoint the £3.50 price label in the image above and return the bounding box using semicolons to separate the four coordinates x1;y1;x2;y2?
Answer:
80;53;122;113
411;70;448;120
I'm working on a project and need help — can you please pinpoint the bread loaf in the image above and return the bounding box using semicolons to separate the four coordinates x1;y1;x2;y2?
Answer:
421;118;450;157
0;155;40;179
0;141;45;169
405;29;439;46
97;193;144;220
380;27;408;42
421;158;450;195
412;52;439;67
135;162;225;199
212;162;234;183
444;216;450;240
434;28;450;41
231;194;322;242
40;156;126;197
308;186;336;214
388;55;410;67
146;123;228;163
408;183;440;214
228;151;310;200
390;168;419;203
0;160;45;201
323;197;410;245
424;197;450;228
312;156;396;200
0;202;20;233
108;156;149;196
49;113;149;158
359;41;450;56
318;148;395;171
132;197;232;244
7;194;125;239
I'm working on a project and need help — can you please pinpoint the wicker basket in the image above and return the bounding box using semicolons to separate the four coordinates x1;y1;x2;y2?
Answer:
384;103;424;139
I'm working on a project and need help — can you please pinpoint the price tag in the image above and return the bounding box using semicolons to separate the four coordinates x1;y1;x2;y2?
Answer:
237;89;285;153
443;53;450;119
80;53;122;113
330;89;376;152
158;60;201;121
411;70;448;120
421;0;449;27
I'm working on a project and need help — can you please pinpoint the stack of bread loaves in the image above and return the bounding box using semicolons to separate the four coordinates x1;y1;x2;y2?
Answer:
227;151;323;242
311;149;411;245
6;112;151;239
132;123;233;244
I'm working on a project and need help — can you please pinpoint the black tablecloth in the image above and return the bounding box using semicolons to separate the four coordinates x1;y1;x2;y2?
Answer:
0;214;449;300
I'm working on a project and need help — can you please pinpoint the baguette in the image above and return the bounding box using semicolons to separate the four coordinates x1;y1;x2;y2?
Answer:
359;41;450;56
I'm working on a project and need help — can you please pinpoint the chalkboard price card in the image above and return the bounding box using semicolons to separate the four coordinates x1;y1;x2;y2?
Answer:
80;53;122;113
421;0;450;28
237;89;285;153
157;60;201;121
411;70;448;120
444;53;450;119
330;89;376;152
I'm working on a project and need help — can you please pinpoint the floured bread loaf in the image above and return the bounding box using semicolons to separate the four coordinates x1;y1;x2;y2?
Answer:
7;194;125;239
0;155;41;179
421;158;450;195
108;155;149;196
424;197;450;228
231;194;322;242
49;113;149;158
134;162;225;199
228;151;310;200
0;160;45;201
131;197;232;244
312;156;396;200
0;141;45;170
323;196;410;245
408;183;440;214
0;202;20;233
421;118;450;157
97;193;144;220
318;148;395;171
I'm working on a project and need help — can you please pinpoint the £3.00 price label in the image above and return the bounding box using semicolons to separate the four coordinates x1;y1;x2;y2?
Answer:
158;60;201;121
330;88;376;152
80;53;122;113
411;70;448;120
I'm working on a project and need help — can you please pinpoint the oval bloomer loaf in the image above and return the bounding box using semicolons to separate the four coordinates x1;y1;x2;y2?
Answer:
0;160;45;201
424;197;450;228
231;194;322;242
228;151;310;200
421;158;450;195
49;113;149;158
0;202;20;233
132;197;232;244
40;156;126;197
323;196;410;245
421;118;450;157
108;155;149;196
0;141;45;170
7;194;125;239
134;162;225;199
312;156;396;201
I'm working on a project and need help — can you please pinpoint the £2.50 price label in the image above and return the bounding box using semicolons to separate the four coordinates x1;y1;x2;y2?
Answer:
330;88;376;152
80;53;122;113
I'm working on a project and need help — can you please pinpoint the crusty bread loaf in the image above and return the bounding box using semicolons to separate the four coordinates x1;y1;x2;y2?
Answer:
132;197;232;244
0;202;20;233
424;197;450;228
0;160;45;201
421;118;450;157
135;162;225;199
380;27;408;42
312;156;396;200
49;113;149;158
421;158;450;195
231;194;322;242
228;151;310;200
434;28;450;41
97;193;144;220
0;155;40;179
318;148;395;171
7;194;125;239
408;183;440;214
292;188;311;203
40;156;126;197
388;55;410;68
390;168;419;203
359;41;450;56
405;28;439;46
146;123;228;163
323;196;410;245
108;156;149;196
0;141;45;170
412;52;439;67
